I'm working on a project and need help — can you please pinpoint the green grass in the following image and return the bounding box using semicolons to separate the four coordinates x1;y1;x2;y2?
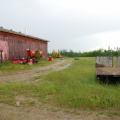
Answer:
0;57;120;115
37;57;120;108
0;58;57;75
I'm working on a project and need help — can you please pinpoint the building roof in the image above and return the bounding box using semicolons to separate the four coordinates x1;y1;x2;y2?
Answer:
0;27;49;42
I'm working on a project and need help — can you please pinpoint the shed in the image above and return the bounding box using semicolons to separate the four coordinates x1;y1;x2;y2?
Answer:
0;27;49;62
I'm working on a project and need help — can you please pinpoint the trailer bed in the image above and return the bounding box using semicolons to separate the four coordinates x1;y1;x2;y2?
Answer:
96;67;120;76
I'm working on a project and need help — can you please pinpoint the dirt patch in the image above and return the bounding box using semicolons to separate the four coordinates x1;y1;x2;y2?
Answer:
0;97;120;120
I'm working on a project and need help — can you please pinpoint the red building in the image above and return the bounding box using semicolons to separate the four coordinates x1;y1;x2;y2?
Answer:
0;27;49;62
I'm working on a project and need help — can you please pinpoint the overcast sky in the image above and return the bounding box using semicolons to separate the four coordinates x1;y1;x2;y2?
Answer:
1;0;120;53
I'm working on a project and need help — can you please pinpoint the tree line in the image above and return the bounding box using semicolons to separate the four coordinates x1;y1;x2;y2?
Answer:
48;47;120;57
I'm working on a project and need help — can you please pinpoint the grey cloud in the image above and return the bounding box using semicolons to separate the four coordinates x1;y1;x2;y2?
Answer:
1;0;120;52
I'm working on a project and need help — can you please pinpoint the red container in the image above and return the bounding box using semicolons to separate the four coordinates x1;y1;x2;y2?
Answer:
27;50;35;57
49;57;52;61
28;61;33;65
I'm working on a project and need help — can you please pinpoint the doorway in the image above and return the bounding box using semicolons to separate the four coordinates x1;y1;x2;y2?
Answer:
0;50;3;63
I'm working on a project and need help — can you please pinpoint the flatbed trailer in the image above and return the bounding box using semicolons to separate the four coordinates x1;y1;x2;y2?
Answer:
95;56;120;82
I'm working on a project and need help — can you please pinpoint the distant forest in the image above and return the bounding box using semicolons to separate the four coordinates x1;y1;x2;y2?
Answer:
49;47;120;57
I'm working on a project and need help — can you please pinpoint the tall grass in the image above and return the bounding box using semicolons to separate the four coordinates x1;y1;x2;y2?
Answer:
0;57;120;109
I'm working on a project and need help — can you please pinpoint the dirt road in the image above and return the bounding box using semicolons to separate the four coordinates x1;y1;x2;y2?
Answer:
0;59;120;120
0;59;72;83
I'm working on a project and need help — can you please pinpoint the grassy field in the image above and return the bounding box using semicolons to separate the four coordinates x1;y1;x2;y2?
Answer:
0;57;120;115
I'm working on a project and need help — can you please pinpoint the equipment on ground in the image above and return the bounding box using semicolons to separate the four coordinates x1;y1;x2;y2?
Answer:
13;49;42;65
53;50;62;58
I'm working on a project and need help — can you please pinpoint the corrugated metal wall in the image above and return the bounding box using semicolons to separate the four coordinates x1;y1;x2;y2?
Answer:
0;31;48;61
